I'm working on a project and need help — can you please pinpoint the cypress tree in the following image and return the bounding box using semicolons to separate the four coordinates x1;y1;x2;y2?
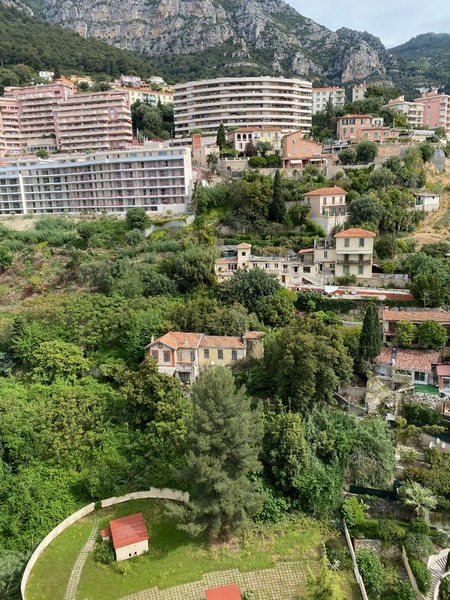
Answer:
359;303;381;363
216;123;226;150
269;169;286;222
168;367;263;540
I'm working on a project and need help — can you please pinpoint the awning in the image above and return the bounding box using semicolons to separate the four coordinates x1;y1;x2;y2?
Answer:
158;366;176;376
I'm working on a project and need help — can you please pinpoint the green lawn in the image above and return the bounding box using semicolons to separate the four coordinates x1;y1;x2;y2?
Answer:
26;499;356;600
414;384;440;395
27;516;94;600
78;500;328;600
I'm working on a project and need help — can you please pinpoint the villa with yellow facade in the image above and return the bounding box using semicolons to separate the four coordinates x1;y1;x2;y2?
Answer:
146;331;264;383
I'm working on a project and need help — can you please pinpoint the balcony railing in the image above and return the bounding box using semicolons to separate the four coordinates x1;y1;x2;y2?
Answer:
336;257;371;265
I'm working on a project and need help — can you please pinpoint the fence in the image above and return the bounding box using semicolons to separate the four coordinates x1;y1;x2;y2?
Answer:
349;485;396;500
21;487;189;600
343;521;369;600
334;392;366;416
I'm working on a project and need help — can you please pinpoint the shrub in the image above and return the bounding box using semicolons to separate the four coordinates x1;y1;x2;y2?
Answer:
356;549;384;598
342;497;365;528
403;403;442;426
434;529;450;548
378;519;405;543
440;575;450;599
93;540;115;565
409;559;431;594
325;538;350;569
248;156;267;168
336;274;357;286
410;517;430;536
404;532;435;560
446;551;450;571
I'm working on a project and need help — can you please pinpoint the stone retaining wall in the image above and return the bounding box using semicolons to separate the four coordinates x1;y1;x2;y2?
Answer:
21;488;188;600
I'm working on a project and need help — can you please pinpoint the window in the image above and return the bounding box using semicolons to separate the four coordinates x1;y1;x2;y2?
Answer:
179;371;190;383
274;263;279;269
204;348;209;359
359;238;365;247
190;350;195;362
358;265;364;275
324;251;328;258
218;349;224;360
232;349;238;360
343;265;350;274
151;350;158;360
415;371;426;382
163;351;171;363
344;238;350;248
323;198;327;205
241;251;247;256
265;263;270;269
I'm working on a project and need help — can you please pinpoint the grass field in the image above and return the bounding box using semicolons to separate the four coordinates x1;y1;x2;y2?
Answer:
27;516;94;600
26;499;359;600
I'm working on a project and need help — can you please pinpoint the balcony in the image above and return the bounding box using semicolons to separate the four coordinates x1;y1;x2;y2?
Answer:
336;257;371;265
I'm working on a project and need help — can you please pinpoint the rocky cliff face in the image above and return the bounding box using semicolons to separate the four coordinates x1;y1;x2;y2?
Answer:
17;0;396;82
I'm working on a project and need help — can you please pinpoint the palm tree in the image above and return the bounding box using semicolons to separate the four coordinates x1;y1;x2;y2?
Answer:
400;482;437;515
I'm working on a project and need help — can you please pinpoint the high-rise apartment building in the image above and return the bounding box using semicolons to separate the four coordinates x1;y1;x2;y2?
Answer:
0;146;193;216
414;89;450;133
312;87;345;114
383;96;424;128
0;80;75;156
53;91;133;152
173;76;312;137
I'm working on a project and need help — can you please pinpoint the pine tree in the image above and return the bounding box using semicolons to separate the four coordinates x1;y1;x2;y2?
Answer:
359;303;381;363
168;367;263;540
216;123;226;150
269;169;286;222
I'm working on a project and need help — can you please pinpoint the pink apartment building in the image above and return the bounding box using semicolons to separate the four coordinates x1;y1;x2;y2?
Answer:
336;114;397;142
0;79;75;156
414;89;450;133
53;91;133;152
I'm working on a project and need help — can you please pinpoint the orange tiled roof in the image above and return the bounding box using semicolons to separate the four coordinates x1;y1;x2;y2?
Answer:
110;513;148;550
236;243;252;249
149;332;202;349
334;228;376;238
304;187;347;196
382;310;450;323
437;365;450;376
375;347;440;371
200;335;245;349
205;585;242;600
245;331;265;339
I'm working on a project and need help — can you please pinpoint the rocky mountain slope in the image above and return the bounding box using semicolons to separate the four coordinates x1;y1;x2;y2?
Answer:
13;0;396;83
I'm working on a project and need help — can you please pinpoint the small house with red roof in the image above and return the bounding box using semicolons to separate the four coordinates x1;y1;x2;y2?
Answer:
302;187;348;233
374;347;440;386
205;584;242;600
101;512;149;562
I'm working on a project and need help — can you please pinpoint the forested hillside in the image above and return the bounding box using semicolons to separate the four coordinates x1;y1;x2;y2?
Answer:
0;3;155;78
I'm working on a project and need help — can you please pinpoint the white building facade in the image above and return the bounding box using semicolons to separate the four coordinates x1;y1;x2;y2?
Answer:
312;87;345;115
0;146;193;216
173;76;312;138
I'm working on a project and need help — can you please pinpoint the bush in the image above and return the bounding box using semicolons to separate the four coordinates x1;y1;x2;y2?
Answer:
410;517;430;536
342;496;365;528
404;532;435;560
409;559;431;594
356;549;384;598
403;403;442;426
93;540;115;565
325;538;350;569
248;156;267;168
336;274;357;286
440;575;450;599
378;519;405;543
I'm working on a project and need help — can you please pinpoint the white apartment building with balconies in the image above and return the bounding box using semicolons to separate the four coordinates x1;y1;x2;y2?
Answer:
383;96;424;128
173;76;312;138
312;87;345;115
0;145;193;216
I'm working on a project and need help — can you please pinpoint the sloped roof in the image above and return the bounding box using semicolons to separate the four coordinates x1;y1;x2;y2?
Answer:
245;331;265;339
147;332;202;350
303;187;347;196
437;365;450;377
200;335;245;349
334;228;376;238
374;347;393;365
205;585;242;600
374;347;440;372
109;513;148;550
236;243;252;249
382;310;450;323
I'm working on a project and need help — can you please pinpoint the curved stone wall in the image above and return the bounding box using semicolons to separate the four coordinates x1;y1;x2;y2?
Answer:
21;487;189;599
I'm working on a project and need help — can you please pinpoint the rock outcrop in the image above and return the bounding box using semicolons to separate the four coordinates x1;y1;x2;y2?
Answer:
13;0;396;82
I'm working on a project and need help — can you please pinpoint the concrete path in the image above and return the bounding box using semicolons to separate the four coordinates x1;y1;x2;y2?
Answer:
64;513;99;600
118;561;359;600
427;548;449;600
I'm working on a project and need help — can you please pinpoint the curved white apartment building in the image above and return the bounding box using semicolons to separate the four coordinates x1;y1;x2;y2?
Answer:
173;76;312;137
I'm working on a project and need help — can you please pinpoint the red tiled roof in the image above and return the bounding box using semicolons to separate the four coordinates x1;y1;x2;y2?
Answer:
205;585;242;600
236;243;252;249
374;347;440;371
374;347;392;364
334;228;376;238
303;186;347;196
299;247;314;254
382;310;450;324
101;527;111;539
110;513;148;550
148;332;202;350
437;365;450;377
245;331;265;339
200;335;245;349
